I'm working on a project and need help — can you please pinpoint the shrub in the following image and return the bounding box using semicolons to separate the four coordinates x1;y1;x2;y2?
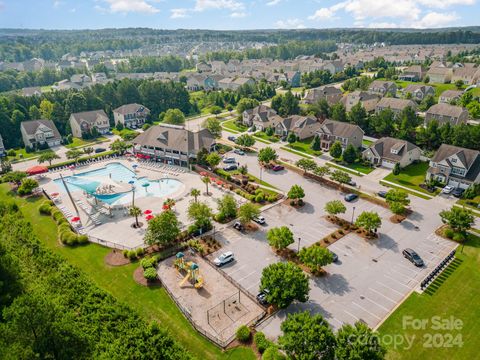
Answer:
122;249;129;258
143;267;158;281
214;212;226;223
127;250;137;260
248;194;255;201
267;195;277;202
255;188;263;195
452;232;466;242
254;332;273;354
262;345;285;360
140;257;155;270
255;193;265;202
236;325;251;343
60;231;78;245
38;203;52;215
136;247;145;257
444;228;454;239
7;149;16;157
77;235;89;244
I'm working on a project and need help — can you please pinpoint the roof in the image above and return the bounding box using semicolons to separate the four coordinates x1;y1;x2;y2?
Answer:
426;103;467;118
244;105;277;122
366;137;419;162
70;110;109;126
427;67;451;76
318;119;363;138
132;124;215;154
404;84;433;93
440;90;464;99
369;80;395;89
403;65;424;74
376;97;417;111
113;103;150;115
431;144;479;169
282;115;319;131
21;119;61;139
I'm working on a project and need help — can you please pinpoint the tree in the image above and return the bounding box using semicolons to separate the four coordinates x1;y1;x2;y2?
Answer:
324;200;346;217
17;178;38;195
286;132;297;144
83;147;94;155
237;202;260;225
0;159;12;174
236;134;256;148
37;151;60;166
355;211;382;235
329;141;343;160
236;98;260;114
331;103;347;122
129;206;142;228
313;165;330;178
330;170;352;185
28;104;41;119
201;176;211;195
260;262;309;308
110;139;130;155
206;152;221;169
298;246;334;273
385;189;410;215
455;79;464;90
392;162;401;175
342;144;358;164
439;206;474;234
187;201;213;230
144;210;180;246
39;99;54;119
1;171;26;184
335;322;386;360
216;194;238;219
66;149;83;164
279;311;336;360
310;134;321;151
295;158;316;174
258;147;278;164
349;103;368;129
163;108;185;125
287;184;305;205
190;188;201;202
267;226;294;250
202;117;222;138
210;105;222;117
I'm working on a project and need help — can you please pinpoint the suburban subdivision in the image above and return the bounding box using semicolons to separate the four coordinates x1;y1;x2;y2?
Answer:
1;6;480;360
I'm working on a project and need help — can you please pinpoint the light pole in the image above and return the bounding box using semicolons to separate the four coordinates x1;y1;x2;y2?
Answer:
213;225;216;241
260;166;263;182
297;237;301;252
128;180;136;208
351;206;356;224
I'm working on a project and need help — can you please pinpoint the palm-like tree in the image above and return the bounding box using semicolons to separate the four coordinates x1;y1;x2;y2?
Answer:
190;188;201;202
129;206;142;227
202;176;211;195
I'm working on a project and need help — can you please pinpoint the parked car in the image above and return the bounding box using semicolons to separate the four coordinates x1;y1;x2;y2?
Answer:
223;164;238;171
442;185;455;194
347;180;357;187
344;193;358;202
272;165;284;172
222;157;236;164
94;147;106;153
452;188;465;198
253;215;266;225
234;149;245;155
377;190;388;198
402;248;424;267
233;221;244;231
256;289;270;305
227;136;236;142
330;251;338;263
213;251;235;267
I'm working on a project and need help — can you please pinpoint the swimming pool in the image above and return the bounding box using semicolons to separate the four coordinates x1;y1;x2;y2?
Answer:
54;162;183;205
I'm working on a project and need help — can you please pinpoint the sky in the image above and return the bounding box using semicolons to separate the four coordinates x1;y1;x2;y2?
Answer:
0;0;478;30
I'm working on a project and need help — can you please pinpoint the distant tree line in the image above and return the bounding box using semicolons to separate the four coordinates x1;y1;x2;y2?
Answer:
116;55;195;73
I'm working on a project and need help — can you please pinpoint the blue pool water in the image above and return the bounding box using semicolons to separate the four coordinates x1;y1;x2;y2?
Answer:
54;162;183;205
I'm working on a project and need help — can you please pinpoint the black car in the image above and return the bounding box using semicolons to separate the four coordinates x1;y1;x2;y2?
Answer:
223;164;238;171
452;187;465;198
233;221;244;231
377;191;388;198
330;251;339;263
402;248;424;267
344;193;358;202
256;289;270;305
227;136;236;142
94;147;106;153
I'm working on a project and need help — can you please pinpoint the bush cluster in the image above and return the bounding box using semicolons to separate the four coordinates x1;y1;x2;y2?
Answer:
122;247;145;260
236;325;251;343
139;254;160;281
254;332;274;354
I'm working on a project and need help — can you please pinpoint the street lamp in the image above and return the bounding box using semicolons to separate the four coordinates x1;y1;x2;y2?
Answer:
351;206;356;224
213;225;216;241
297;237;301;252
128;180;136;207
260;166;263;182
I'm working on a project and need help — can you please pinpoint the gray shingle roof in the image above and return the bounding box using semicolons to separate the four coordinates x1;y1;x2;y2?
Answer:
21;119;61;139
426;103;467;118
367;137;419;162
318;120;363;138
376;97;417;111
70;110;109;126
113;103;150;115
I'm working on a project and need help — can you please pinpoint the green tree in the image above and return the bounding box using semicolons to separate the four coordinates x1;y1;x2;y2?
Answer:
313;165;330;178
190;188;201;202
310;134;321;151
216;194;238;219
236;98;260;114
329;141;343;160
237;202;260;225
28;104;41;119
455;79;464;90
187;201;213;230
206;152;221;169
267;226;294;250
342;144;358;164
37;151;60;166
386;189;410;215
279;311;336;360
236;134;256;148
110;139;130;155
260;262;309;308
392;163;401;175
258;147;278;165
298;246;333;273
335;322;386;360
286;132;297;144
324;200;347;217
202;117;222;138
66;149;83;164
355;211;382;235
17;178;39;195
129;206;142;228
331;103;347;122
83;147;94;155
287;184;305;205
201;176;211;195
144;210;180;246
330;170;352;184
295;158;317;174
163;108;185;125
209;105;223;117
39;99;54;119
439;206;474;234
348;102;368;129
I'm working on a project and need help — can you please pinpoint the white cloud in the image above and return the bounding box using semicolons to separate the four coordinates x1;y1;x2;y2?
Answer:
100;0;160;14
230;11;246;17
170;8;189;18
367;22;399;28
308;7;336;20
53;0;62;8
194;0;244;12
411;11;459;27
266;0;281;6
418;0;475;8
275;18;306;29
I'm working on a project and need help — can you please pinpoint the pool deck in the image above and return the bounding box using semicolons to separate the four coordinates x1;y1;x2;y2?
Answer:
40;158;246;249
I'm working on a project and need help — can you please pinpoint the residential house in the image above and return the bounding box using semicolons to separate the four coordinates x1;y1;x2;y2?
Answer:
404;84;435;101
204;74;223;90
426;144;480;189
375;98;417;117
70;74;91;86
113;104;150;129
69;110;110;138
186;74;206;91
368;80;397;97
20;119;61;149
273;115;321;140
451;67;480;85
427;67;452;83
323;60;344;75
217;77;234;90
399;65;425;81
425;103;469;126
132;124;216;167
343;91;380;112
196;62;211;72
438;90;464;104
210;61;227;74
21;86;42;97
242;105;279;131
285;71;301;87
230;77;255;90
303;86;343;105
362;137;421;168
315;120;364;151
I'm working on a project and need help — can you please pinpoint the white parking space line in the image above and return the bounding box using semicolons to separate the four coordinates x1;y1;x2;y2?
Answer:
383;273;414;289
368;287;398;304
344;310;360;321
246;280;261;291
351;302;382;320
237;270;257;282
389;267;416;281
362;295;390;312
225;264;248;276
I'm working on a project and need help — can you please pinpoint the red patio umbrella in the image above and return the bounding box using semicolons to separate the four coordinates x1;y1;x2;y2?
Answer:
200;171;208;176
145;214;154;221
144;209;152;215
71;216;80;222
216;180;223;185
26;165;48;175
50;192;59;197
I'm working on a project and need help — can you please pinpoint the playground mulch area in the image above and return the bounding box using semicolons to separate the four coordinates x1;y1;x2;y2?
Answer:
157;254;265;346
104;250;131;266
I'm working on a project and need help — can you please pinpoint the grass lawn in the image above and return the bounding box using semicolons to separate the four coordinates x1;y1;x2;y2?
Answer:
65;136;108;149
254;131;279;143
6;147;50;162
378;233;480;360
342;161;374;175
383;162;438;196
286;137;322;157
222;119;248;133
281;146;311;159
362;139;374;147
394;80;459;99
112;128;140;140
457;196;480;215
0;184;254;360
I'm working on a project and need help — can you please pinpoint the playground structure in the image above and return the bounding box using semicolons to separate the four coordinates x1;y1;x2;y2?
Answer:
174;252;204;289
